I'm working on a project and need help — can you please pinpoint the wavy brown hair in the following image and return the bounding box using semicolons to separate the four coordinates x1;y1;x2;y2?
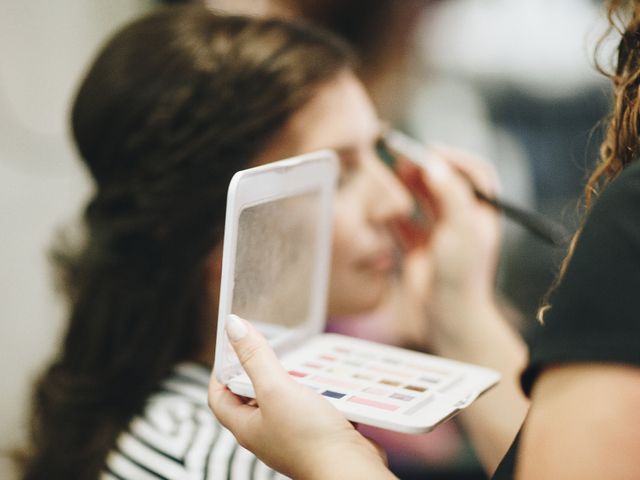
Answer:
539;0;640;321
589;0;640;200
22;5;353;479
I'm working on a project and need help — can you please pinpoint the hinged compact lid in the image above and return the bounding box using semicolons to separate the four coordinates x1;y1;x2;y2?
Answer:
214;150;338;383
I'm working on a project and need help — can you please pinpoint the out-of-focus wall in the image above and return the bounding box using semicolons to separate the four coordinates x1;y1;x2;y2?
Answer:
0;2;152;478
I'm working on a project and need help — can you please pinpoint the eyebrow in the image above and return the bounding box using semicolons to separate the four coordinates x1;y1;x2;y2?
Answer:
331;127;386;159
333;146;358;159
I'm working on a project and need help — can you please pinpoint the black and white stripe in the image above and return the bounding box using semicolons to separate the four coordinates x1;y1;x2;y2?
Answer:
101;363;288;480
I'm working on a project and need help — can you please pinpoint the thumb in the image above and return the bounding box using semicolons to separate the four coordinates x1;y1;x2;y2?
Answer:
225;314;288;394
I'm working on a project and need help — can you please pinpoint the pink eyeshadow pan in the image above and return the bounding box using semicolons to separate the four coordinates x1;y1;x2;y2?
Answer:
304;362;323;369
288;370;308;378
348;396;400;411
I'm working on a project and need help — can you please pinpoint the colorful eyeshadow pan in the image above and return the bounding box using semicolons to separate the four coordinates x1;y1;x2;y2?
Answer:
348;396;400;411
372;366;412;378
419;375;441;384
288;370;307;378
322;390;346;399
304;362;322;369
312;375;361;390
390;393;415;401
404;385;427;393
379;379;402;387
364;387;391;396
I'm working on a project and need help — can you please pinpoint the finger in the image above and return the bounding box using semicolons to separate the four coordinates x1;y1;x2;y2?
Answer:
225;314;289;395
419;150;475;220
365;437;389;467
208;375;257;434
430;144;500;197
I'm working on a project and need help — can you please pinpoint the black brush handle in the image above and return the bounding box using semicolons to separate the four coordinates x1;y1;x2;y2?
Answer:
381;130;571;247
474;189;569;247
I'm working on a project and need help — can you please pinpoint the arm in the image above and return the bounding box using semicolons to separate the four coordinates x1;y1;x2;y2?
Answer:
209;315;395;480
429;297;529;476
517;363;640;479
394;146;529;474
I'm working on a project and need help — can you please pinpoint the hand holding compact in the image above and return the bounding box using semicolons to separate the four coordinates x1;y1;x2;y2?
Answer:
208;315;393;480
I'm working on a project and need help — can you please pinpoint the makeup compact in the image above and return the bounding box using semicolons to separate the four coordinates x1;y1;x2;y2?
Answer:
213;150;500;434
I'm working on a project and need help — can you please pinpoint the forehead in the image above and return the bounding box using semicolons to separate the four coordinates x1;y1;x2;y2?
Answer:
252;72;380;166
285;72;380;149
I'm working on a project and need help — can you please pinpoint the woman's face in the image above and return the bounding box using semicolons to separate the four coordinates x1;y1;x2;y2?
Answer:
255;72;413;316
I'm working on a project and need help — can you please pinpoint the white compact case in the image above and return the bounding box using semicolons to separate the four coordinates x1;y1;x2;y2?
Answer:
213;150;500;434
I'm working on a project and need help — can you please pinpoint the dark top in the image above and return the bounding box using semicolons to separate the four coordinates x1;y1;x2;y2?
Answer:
492;160;640;479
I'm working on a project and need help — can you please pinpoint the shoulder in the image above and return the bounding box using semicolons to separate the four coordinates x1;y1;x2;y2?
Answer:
103;364;218;479
516;363;640;479
102;363;280;480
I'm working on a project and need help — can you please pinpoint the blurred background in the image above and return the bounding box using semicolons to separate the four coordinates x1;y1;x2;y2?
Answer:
0;0;610;478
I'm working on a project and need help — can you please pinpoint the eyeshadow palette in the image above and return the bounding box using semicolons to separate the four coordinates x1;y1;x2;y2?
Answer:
214;150;500;434
227;333;499;433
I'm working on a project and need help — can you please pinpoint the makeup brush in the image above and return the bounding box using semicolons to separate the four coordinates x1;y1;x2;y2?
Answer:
378;130;570;247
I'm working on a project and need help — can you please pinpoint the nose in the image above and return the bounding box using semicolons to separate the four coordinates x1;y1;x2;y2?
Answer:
365;152;413;225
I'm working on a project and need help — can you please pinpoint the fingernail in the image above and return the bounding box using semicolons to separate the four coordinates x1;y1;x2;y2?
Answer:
226;314;248;342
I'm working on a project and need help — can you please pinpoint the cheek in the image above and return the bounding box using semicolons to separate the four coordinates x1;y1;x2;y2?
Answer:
331;194;364;264
329;199;362;294
327;199;392;315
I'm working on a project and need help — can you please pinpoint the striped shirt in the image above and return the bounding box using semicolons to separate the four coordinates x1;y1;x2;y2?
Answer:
101;363;288;480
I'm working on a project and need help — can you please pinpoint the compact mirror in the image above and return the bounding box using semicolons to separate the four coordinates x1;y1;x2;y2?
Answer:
231;191;321;333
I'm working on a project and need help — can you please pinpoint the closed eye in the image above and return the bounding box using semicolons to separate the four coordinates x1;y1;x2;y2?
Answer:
335;147;359;187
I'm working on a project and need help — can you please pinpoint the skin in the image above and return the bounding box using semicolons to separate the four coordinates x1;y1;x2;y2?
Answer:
254;71;413;316
517;363;640;479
